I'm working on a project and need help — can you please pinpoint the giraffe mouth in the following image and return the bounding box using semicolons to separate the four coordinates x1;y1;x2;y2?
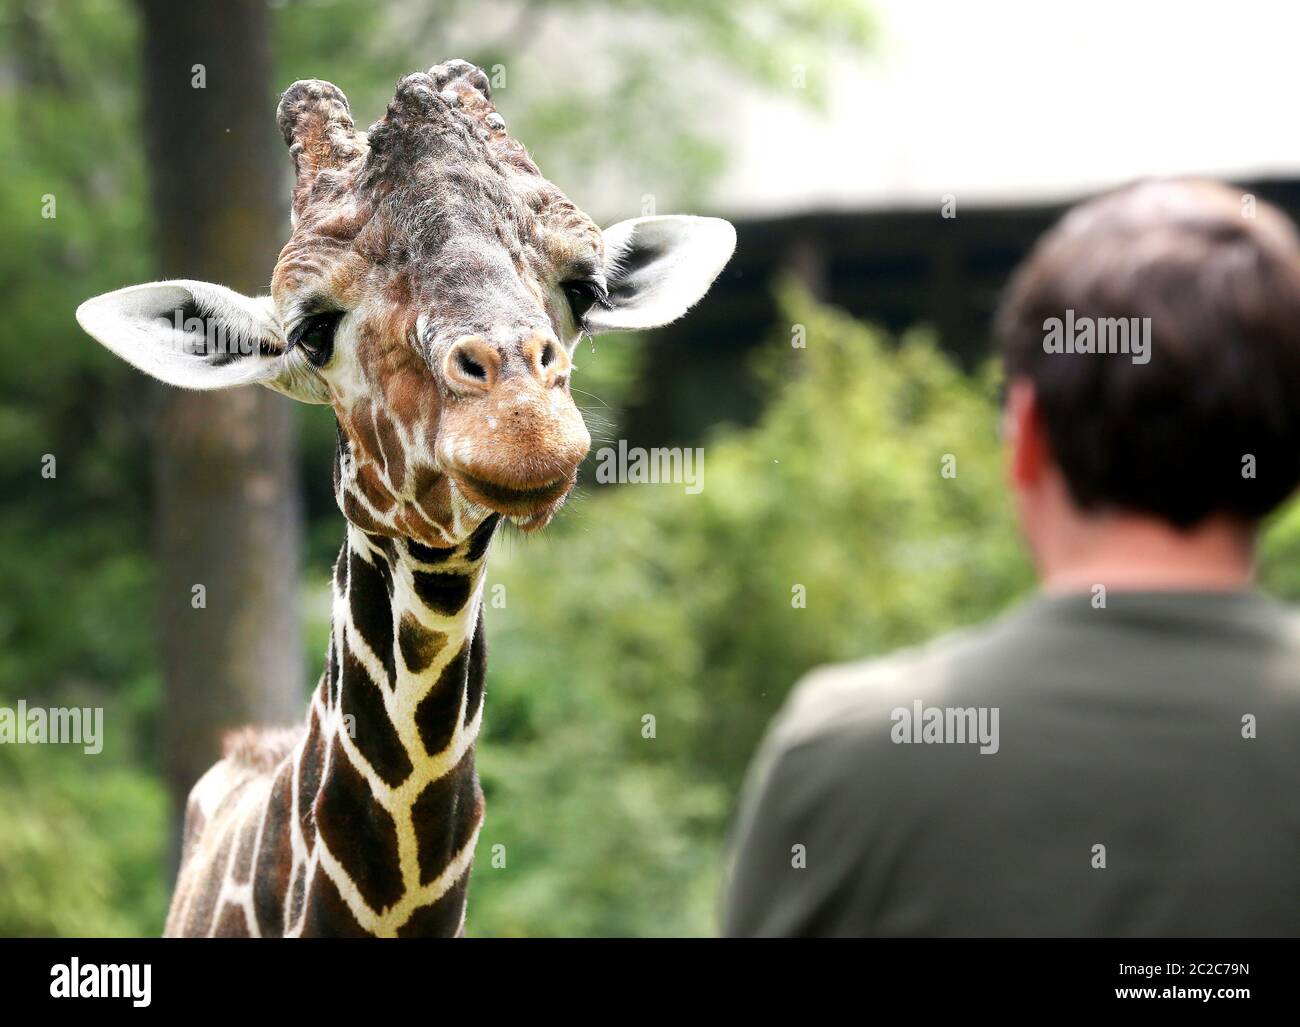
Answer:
449;470;574;520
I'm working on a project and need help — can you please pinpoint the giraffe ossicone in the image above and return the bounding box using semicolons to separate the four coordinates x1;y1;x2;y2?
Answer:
75;59;735;937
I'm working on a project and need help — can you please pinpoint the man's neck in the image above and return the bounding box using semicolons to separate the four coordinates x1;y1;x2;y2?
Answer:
1036;510;1255;595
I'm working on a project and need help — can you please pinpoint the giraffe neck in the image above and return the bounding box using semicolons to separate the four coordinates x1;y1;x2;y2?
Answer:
278;513;500;937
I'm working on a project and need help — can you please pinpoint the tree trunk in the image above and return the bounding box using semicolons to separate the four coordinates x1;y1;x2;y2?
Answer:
137;0;304;876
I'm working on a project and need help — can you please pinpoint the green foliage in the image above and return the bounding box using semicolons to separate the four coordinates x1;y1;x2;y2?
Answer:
0;0;166;936
1258;499;1300;599
0;741;167;937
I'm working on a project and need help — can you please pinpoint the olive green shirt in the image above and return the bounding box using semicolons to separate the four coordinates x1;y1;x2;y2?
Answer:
723;591;1300;936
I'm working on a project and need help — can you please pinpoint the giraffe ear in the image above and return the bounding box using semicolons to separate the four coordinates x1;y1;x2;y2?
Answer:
585;215;736;333
75;280;331;404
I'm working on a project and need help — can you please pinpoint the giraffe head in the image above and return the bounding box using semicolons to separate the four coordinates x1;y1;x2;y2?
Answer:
77;60;735;544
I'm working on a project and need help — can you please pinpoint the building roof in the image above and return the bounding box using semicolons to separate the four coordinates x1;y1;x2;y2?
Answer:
713;0;1300;217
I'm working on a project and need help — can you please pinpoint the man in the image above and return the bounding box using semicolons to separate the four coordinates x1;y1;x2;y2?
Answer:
724;179;1300;936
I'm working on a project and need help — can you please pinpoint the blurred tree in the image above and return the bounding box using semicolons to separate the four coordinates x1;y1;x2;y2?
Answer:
136;0;305;868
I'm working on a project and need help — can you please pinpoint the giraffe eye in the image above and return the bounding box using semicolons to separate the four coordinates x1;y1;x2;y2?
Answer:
289;311;343;367
561;279;608;324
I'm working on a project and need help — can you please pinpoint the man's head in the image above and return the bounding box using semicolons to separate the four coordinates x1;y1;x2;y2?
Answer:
996;179;1300;583
76;60;736;544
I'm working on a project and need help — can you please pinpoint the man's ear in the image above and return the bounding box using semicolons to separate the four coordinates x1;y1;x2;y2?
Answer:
1005;378;1049;489
75;280;331;404
584;215;736;333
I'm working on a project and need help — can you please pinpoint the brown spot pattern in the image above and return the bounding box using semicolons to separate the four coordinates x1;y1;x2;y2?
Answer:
398;612;446;673
416;640;470;756
315;739;405;913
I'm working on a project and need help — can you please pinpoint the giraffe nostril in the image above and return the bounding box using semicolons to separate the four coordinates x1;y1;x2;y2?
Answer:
457;349;487;381
540;342;555;369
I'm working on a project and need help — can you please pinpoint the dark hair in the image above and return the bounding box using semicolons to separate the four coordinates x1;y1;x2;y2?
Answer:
996;178;1300;527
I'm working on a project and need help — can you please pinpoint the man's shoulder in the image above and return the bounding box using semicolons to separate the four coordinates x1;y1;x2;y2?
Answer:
767;612;1019;757
768;592;1300;759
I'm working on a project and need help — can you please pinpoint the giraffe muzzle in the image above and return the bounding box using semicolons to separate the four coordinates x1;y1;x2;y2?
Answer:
437;370;591;528
451;469;574;515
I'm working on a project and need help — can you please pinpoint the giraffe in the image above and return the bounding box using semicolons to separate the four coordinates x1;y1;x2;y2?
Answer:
75;59;735;937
